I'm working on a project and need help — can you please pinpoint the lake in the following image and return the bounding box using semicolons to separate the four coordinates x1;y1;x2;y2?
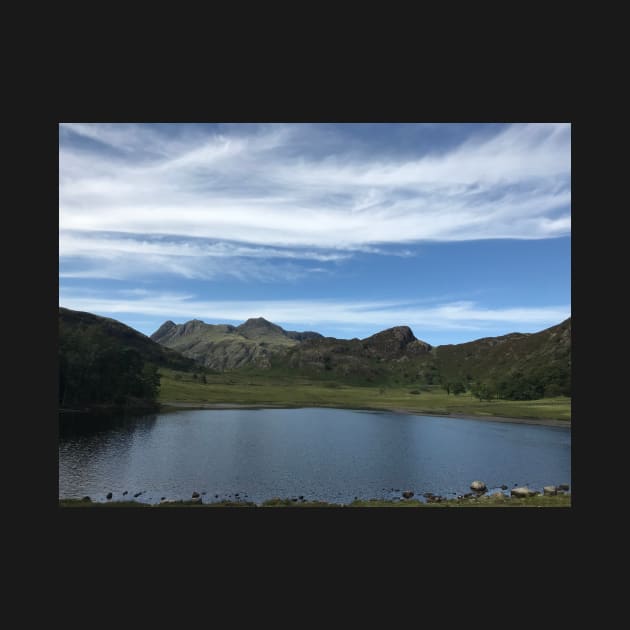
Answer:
58;407;571;504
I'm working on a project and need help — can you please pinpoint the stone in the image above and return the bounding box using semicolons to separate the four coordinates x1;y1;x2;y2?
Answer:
511;487;530;498
402;491;414;499
106;492;113;500
470;480;487;492
543;486;557;496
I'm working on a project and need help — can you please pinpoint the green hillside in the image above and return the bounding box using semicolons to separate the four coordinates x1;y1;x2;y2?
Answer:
59;307;196;409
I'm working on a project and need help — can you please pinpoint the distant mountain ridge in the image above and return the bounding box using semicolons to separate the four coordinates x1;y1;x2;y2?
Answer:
150;315;570;397
150;316;323;370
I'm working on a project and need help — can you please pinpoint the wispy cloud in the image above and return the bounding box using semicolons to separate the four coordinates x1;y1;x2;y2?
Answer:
59;288;570;335
59;123;571;259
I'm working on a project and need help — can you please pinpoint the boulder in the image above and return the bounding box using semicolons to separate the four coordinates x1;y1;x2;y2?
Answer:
470;480;487;492
106;492;113;500
558;484;570;491
402;490;414;499
543;486;557;496
511;487;530;498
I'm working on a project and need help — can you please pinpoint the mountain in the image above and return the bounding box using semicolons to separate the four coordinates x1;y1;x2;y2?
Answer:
150;315;571;398
150;316;322;370
433;317;571;397
60;307;196;372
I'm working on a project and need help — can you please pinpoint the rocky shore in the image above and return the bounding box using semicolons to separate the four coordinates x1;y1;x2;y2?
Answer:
60;480;571;507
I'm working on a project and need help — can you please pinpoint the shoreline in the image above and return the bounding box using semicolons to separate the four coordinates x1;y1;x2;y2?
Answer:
159;401;570;428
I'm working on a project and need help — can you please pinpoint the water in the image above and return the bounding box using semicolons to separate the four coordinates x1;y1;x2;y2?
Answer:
59;407;571;504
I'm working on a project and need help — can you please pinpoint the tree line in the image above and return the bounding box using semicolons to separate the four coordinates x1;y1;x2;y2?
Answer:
59;324;160;407
441;367;570;401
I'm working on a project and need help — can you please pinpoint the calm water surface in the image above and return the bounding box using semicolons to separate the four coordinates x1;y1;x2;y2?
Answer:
59;407;571;504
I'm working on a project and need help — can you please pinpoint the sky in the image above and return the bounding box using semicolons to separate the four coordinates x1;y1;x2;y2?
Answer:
59;122;571;345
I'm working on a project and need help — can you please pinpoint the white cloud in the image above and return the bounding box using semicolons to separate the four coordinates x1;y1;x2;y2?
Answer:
59;123;571;254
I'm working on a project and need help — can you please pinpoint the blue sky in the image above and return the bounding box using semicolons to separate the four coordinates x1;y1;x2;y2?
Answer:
59;123;570;345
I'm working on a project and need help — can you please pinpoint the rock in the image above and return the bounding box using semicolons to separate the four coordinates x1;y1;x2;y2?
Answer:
511;487;531;498
160;497;166;501
106;492;113;500
190;496;202;504
402;490;414;499
470;480;487;492
122;491;128;496
192;491;200;498
528;489;539;497
543;486;557;495
500;485;508;490
559;484;569;491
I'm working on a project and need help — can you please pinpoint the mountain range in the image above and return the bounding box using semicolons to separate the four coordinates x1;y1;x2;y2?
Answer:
150;313;571;396
59;307;570;399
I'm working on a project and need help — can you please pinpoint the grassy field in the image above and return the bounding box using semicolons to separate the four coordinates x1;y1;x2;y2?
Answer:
59;494;571;508
157;368;571;421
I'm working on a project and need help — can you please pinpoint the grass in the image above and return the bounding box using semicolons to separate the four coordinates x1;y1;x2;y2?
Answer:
157;368;571;421
59;494;571;508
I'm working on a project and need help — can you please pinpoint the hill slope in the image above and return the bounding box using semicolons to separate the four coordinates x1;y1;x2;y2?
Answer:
60;308;196;372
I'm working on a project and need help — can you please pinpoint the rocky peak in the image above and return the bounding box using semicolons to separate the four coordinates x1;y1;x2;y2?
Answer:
236;317;286;338
362;325;432;356
150;320;176;342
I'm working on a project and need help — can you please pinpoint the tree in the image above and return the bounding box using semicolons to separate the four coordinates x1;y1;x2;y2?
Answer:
452;381;466;395
471;381;494;401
